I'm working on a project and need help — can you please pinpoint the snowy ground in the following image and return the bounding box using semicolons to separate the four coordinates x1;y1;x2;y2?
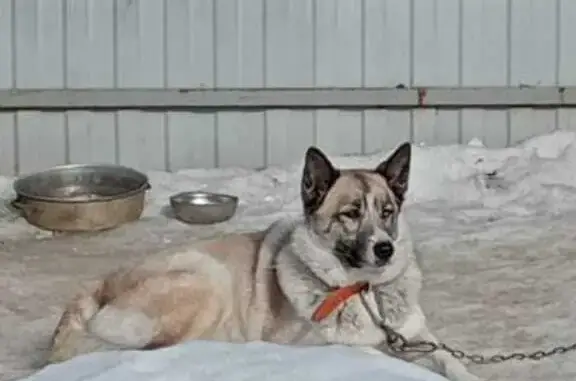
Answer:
3;132;576;381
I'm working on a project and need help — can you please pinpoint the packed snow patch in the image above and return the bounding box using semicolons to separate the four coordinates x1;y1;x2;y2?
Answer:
21;341;447;381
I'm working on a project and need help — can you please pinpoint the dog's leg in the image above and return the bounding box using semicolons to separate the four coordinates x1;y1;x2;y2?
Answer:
47;288;113;365
415;327;481;381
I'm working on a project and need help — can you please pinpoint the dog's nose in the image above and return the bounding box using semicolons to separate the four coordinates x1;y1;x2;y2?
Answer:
373;241;394;265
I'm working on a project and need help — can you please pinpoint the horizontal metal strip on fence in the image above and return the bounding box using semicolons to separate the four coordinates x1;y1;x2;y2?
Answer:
0;87;574;110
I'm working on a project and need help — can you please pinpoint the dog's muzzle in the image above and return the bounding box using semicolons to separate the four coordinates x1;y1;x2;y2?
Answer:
334;238;395;268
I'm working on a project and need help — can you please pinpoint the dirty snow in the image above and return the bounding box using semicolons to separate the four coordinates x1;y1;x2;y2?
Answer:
3;131;576;381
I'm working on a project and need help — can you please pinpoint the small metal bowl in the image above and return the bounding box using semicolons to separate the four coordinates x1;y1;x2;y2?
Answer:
170;191;238;225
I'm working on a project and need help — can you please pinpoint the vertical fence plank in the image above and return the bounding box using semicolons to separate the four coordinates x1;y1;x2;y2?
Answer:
14;1;66;174
316;110;363;156
314;0;362;87
66;1;115;167
67;112;117;164
0;113;16;176
166;0;215;170
413;110;460;146
265;0;314;166
559;0;576;85
215;0;263;88
363;0;411;87
116;0;166;170
117;111;166;171
295;0;363;157
17;112;66;173
266;111;314;166
363;110;411;155
265;0;314;87
461;110;508;148
15;0;64;88
460;1;508;149
166;0;214;88
167;113;216;171
215;1;265;168
0;1;15;175
510;0;557;86
461;0;507;86
66;0;114;88
116;0;164;88
217;112;265;168
509;109;556;145
0;0;13;89
558;110;576;132
413;0;460;86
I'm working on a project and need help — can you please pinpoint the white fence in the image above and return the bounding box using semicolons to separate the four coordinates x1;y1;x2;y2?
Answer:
0;0;575;176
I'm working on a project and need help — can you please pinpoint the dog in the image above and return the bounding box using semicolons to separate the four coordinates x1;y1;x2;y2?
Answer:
47;143;479;381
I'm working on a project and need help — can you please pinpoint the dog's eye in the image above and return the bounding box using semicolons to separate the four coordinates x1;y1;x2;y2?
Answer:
340;209;361;219
380;209;393;219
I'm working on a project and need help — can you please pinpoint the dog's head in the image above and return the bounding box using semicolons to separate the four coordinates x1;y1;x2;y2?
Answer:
300;143;412;283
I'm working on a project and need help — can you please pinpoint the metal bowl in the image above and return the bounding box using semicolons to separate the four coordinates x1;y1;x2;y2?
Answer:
12;164;151;232
170;191;238;224
13;164;150;202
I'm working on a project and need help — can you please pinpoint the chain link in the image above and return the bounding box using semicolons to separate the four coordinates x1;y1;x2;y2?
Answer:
379;321;576;365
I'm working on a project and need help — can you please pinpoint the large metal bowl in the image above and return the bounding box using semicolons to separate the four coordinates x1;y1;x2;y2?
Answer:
12;164;151;232
170;191;238;224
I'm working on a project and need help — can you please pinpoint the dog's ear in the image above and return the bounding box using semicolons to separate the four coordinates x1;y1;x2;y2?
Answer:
375;142;411;205
301;146;339;215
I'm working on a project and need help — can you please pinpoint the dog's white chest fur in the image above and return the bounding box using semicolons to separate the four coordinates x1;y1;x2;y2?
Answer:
311;285;422;347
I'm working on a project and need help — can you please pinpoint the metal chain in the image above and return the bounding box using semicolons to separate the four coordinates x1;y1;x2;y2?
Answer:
379;321;576;365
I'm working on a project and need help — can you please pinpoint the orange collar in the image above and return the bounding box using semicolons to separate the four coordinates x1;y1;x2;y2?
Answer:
311;281;369;322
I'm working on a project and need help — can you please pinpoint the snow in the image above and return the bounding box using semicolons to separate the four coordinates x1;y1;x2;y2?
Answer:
3;131;576;381
19;341;447;381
